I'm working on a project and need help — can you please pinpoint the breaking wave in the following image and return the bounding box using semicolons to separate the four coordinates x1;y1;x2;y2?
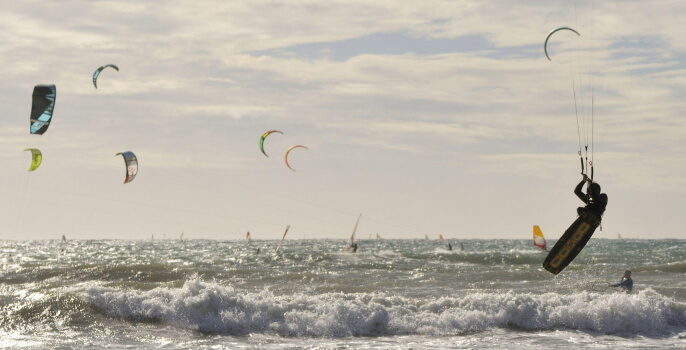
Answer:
73;279;686;337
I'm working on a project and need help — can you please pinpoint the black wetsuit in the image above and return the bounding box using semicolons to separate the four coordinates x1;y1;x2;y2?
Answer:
574;180;608;218
611;277;633;293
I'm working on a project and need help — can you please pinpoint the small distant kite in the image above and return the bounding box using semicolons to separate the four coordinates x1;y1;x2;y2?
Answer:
544;27;580;61
115;151;138;184
24;148;42;171
260;130;283;157
93;64;119;89
30;84;56;135
285;145;308;171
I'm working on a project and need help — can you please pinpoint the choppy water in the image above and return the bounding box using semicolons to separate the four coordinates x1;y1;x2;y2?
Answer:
1;238;685;349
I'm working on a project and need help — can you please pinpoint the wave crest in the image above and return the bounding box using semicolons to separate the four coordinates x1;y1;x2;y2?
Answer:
73;279;686;337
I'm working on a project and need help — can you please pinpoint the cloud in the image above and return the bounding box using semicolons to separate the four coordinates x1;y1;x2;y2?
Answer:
2;0;686;238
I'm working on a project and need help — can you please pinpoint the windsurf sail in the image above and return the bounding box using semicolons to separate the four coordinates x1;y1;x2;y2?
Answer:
24;148;42;171
260;130;283;157
617;233;623;241
62;235;66;243
30;84;56;135
246;231;251;241
93;64;119;89
180;232;184;240
285;145;308;171
115;151;138;184
439;234;445;243
275;225;290;253
376;233;381;240
344;213;362;252
533;225;547;251
424;234;429;241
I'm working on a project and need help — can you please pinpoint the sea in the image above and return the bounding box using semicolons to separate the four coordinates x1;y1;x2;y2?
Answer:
1;238;685;349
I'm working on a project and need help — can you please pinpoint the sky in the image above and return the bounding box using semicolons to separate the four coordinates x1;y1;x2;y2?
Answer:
1;0;685;241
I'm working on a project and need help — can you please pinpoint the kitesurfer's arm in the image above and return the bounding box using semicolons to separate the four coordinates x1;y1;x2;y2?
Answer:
611;278;633;291
574;175;589;204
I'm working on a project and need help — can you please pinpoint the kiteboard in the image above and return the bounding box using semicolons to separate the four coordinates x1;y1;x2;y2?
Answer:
542;211;601;275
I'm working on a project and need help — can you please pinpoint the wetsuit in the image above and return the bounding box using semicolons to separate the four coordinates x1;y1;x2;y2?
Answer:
611;277;633;293
574;180;608;218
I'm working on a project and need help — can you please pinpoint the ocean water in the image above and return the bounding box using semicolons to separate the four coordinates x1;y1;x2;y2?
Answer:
1;238;685;349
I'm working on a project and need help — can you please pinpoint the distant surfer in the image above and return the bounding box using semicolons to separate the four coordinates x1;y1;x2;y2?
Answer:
575;174;608;218
610;270;633;293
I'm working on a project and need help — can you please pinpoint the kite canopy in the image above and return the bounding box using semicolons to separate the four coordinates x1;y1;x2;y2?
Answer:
260;130;283;157
93;64;119;89
24;148;42;171
285;145;308;171
30;84;56;135
115;151;138;184
544;27;580;61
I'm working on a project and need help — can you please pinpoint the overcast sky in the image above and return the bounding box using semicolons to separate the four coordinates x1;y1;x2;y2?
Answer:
1;0;685;241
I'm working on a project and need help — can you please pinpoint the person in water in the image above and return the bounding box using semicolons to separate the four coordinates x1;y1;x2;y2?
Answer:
610;270;633;293
575;174;608;218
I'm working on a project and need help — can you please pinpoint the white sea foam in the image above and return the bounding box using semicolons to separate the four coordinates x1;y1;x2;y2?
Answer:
74;279;686;337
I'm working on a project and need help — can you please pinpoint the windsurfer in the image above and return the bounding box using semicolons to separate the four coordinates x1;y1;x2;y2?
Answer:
575;174;608;218
610;270;633;293
351;243;358;253
446;243;452;251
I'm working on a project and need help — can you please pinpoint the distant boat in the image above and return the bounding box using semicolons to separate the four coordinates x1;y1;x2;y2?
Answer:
617;233;623;241
533;225;547;251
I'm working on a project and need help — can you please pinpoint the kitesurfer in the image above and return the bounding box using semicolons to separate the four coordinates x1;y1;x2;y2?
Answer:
574;174;608;218
610;270;633;293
